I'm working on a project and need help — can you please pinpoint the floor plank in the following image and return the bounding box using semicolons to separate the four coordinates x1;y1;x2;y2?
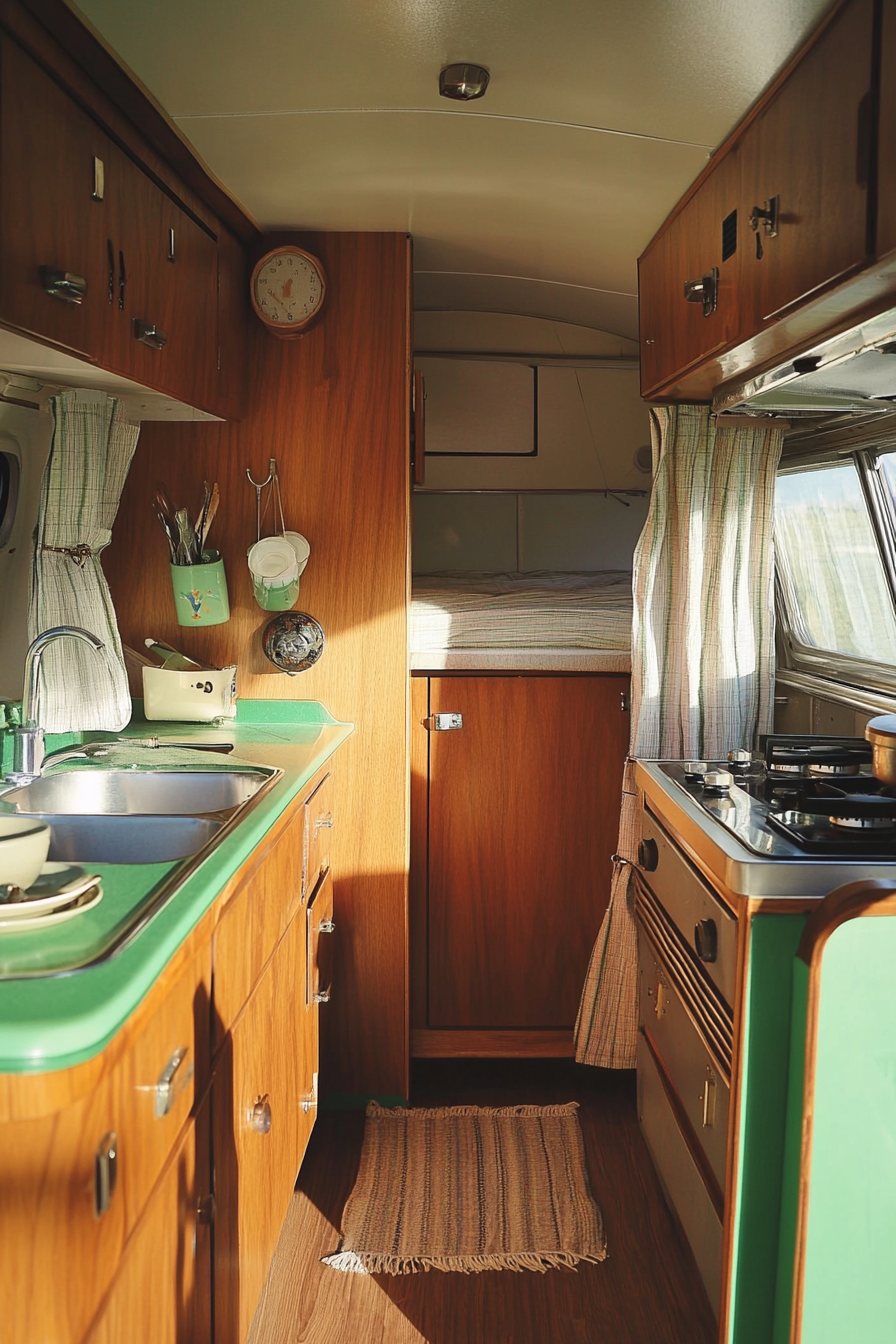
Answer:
247;1061;717;1344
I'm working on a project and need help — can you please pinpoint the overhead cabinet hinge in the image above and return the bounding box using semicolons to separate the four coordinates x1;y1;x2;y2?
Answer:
423;713;463;731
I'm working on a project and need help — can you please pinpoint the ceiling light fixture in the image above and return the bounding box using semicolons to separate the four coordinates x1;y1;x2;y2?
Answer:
439;63;490;101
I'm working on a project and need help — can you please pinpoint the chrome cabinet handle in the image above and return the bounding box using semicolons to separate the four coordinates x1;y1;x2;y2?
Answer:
154;1045;193;1118
423;713;463;731
683;267;718;317
134;320;168;350
40;268;87;304
248;1094;272;1133
314;811;334;833
106;240;115;304
92;156;105;202
318;919;335;934
301;1072;319;1114
94;1131;118;1217
118;249;126;311
313;983;332;1005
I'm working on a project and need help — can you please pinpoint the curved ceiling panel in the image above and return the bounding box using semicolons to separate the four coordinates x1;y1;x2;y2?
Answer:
414;275;640;341
78;0;831;147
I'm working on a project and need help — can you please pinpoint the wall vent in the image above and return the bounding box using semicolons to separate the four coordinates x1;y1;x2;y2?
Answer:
721;210;737;262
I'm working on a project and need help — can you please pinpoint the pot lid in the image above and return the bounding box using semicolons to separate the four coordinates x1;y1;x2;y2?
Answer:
865;714;896;742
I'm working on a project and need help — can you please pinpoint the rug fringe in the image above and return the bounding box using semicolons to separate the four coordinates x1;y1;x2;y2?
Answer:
322;1247;607;1275
364;1101;580;1120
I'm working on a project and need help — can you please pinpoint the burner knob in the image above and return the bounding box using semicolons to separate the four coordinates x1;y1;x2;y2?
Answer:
695;919;718;963
703;770;734;795
684;760;708;778
727;749;753;765
637;838;659;872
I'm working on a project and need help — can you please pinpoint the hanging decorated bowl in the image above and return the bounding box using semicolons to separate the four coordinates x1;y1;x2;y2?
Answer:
261;612;325;676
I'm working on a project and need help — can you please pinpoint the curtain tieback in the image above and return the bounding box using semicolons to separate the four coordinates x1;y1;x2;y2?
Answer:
40;543;94;567
611;853;635;868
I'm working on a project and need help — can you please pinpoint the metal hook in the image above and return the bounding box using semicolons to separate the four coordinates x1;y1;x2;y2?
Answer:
246;458;276;543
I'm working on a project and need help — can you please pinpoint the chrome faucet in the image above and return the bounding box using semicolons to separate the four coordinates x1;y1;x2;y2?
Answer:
6;626;105;784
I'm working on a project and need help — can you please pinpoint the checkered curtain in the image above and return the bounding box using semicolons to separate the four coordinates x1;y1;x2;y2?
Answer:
27;390;139;733
575;406;784;1067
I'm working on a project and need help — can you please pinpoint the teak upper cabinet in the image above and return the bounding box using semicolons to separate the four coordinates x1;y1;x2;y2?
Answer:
0;35;227;416
639;0;879;402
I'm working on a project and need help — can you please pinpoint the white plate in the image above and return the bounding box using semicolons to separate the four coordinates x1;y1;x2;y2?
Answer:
0;881;102;932
0;865;102;924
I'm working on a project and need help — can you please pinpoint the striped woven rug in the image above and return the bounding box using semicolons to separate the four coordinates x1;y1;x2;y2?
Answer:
322;1101;607;1275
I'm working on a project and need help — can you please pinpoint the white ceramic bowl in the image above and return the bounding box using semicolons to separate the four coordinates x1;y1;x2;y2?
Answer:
0;816;51;891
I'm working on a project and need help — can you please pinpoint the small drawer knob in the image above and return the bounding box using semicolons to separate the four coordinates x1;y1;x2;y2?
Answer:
248;1094;272;1133
695;918;718;963
638;838;659;872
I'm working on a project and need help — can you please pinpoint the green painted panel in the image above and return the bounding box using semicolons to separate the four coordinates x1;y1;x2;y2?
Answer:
728;913;808;1344
800;918;896;1344
773;958;809;1344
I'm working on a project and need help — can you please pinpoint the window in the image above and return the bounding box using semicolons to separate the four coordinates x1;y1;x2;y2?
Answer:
775;447;896;691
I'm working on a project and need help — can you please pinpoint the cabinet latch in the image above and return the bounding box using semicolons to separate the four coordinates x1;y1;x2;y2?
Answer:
423;713;463;731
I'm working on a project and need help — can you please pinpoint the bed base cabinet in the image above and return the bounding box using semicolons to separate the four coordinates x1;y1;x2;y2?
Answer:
410;673;630;1057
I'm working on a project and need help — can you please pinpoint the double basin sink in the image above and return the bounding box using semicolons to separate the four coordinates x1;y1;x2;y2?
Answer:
0;767;277;864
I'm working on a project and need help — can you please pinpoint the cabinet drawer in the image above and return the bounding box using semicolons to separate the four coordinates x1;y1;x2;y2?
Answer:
637;1035;722;1321
307;868;334;1008
0;947;208;1344
214;910;313;1344
638;934;729;1193
214;803;303;1037
303;772;334;900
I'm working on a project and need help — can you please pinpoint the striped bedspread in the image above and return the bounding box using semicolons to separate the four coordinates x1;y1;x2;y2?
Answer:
410;571;633;652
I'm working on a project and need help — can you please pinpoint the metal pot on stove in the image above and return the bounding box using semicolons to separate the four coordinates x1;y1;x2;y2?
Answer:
865;715;896;784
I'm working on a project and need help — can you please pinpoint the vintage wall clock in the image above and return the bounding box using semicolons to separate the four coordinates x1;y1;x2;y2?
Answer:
249;246;327;337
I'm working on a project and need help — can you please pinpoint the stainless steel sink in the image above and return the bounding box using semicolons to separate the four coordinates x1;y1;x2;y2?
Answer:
0;766;277;864
44;814;223;864
1;769;270;816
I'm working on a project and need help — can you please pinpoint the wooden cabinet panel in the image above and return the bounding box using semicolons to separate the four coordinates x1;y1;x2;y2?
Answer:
214;803;304;1037
0;37;113;359
426;676;629;1030
741;0;875;325
303;772;334;901
0;947;209;1344
84;1105;208;1344
639;148;742;396
214;909;313;1344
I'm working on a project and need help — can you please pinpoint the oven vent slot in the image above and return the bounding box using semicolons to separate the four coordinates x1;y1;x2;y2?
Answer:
636;880;733;1082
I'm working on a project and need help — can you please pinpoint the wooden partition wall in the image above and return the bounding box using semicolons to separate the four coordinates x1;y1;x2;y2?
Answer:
107;231;412;1103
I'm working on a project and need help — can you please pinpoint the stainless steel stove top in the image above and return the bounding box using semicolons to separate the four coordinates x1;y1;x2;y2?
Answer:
636;754;896;901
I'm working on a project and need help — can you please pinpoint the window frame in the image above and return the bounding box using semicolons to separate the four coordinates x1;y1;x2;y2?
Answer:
775;437;896;696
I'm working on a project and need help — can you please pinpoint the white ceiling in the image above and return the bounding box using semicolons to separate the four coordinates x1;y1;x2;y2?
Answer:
76;0;833;340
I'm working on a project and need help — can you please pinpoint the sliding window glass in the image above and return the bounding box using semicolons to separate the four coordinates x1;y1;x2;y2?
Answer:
775;457;896;685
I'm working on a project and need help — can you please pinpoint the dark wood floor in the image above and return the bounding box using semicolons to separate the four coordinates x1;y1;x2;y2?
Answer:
247;1060;717;1344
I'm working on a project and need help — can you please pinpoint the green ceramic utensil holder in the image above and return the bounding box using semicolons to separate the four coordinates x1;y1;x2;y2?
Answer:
170;550;230;626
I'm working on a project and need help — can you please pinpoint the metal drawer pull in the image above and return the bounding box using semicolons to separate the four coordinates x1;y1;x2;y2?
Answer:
40;268;87;304
92;156;105;201
683;267;718;317
318;919;335;934
701;1073;717;1129
314;983;332;1004
248;1094;272;1134
314;811;334;833
154;1045;193;1118
423;713;463;731
301;1072;319;1114
167;227;176;262
134;320;168;349
94;1131;118;1217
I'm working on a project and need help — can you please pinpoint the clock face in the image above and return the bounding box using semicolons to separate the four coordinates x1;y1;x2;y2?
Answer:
251;248;326;333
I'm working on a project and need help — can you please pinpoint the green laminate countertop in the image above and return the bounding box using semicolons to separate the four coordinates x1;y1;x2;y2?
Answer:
0;700;353;1075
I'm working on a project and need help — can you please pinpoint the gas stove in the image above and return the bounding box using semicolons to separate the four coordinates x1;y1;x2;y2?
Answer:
636;735;896;900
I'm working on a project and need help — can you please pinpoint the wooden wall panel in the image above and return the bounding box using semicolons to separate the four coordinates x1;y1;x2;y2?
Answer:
106;231;411;1103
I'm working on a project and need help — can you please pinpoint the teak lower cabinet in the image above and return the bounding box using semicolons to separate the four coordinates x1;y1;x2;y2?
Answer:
0;763;337;1344
410;674;630;1058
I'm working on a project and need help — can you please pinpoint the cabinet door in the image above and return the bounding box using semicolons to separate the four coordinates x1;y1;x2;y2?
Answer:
740;0;875;324
84;1104;209;1344
639;148;742;397
103;153;218;408
426;676;630;1028
214;910;314;1344
0;37;113;359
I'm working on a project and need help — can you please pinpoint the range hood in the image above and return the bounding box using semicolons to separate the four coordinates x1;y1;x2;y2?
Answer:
713;307;896;415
